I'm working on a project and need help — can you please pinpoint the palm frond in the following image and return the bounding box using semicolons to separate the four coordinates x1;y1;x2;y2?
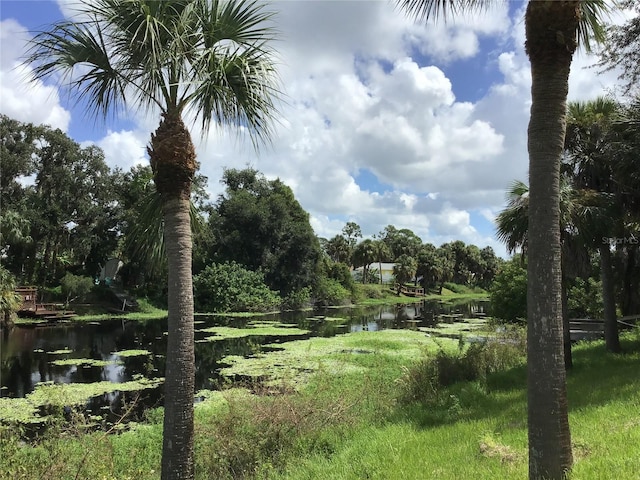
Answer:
185;0;281;144
395;0;494;22
495;180;529;254
577;0;611;52
26;0;280;143
124;188;204;278
27;19;130;120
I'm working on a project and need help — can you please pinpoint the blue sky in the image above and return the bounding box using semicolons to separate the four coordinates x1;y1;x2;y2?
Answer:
0;0;631;257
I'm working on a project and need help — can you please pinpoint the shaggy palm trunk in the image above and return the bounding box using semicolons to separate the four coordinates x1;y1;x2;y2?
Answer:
599;244;620;353
525;2;578;478
148;112;197;480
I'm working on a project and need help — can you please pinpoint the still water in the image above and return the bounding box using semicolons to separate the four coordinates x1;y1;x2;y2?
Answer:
1;300;489;399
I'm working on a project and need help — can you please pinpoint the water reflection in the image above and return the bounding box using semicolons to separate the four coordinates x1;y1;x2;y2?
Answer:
1;299;489;399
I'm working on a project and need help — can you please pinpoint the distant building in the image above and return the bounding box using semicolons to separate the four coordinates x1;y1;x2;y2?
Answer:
352;262;396;284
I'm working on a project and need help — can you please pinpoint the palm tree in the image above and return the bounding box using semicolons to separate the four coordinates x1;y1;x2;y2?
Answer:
372;238;391;284
393;254;418;294
352;239;377;284
496;178;595;369
565;97;622;353
396;1;609;478
26;2;280;479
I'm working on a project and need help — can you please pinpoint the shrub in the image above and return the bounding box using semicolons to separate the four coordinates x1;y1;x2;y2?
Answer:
281;287;312;310
313;278;351;306
357;284;385;299
60;273;94;305
567;277;603;319
397;334;525;405
324;261;355;291
195;387;355;479
193;262;281;313
489;258;527;322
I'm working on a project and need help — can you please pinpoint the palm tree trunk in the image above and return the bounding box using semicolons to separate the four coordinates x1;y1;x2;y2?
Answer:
599;243;620;353
161;197;195;480
148;112;198;480
525;2;578;478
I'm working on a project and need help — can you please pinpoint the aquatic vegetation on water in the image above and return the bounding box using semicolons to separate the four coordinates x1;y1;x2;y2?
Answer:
0;378;163;424
418;318;488;336
219;330;456;388
47;348;74;355
111;349;152;357
50;358;121;367
200;325;310;342
306;315;348;323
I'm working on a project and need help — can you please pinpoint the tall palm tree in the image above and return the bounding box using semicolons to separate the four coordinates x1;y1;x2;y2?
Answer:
565;97;622;353
26;2;280;479
396;1;609;478
496;177;598;369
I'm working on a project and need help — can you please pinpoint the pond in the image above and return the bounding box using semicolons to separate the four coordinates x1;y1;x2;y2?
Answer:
0;299;489;423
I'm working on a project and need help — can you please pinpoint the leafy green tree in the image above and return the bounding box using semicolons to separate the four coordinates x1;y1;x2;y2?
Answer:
380;225;422;260
1;123;122;285
489;257;528;322
319;257;355;293
0;265;22;327
193;262;280;313
479;246;501;289
0;115;39;211
26;2;280;478
567;276;603;319
396;1;611;477
416;243;439;290
342;221;362;251
211;168;321;296
598;0;640;96
435;245;455;294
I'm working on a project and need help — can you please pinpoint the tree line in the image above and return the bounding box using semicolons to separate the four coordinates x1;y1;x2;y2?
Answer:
1;116;501;312
324;222;501;292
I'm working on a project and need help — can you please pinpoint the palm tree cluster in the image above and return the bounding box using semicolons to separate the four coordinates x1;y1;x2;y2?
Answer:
497;96;640;356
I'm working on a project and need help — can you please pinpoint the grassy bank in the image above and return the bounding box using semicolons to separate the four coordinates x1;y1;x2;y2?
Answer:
1;327;639;479
353;283;488;306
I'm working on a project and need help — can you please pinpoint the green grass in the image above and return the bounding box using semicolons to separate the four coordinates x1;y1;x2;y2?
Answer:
353;283;488;306
1;330;639;479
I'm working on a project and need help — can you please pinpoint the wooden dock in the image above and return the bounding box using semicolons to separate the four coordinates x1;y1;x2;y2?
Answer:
398;285;425;297
15;286;77;322
569;315;639;341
